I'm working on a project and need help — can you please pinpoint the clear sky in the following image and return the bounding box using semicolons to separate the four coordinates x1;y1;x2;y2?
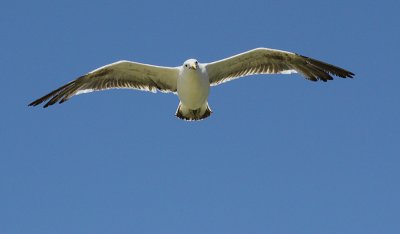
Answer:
1;0;399;233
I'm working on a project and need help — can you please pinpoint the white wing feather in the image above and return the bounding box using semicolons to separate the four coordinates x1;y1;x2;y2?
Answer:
29;60;179;107
205;48;354;86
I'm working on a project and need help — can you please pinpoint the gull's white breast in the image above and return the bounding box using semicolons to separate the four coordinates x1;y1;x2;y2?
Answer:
177;66;210;109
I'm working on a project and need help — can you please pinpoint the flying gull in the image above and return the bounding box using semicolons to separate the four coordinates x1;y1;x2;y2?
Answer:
29;48;354;121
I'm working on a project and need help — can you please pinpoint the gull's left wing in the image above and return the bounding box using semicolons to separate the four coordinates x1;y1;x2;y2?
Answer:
205;48;354;86
29;60;179;108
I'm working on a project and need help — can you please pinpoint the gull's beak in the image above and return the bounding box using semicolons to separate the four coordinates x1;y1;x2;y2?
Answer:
190;62;197;70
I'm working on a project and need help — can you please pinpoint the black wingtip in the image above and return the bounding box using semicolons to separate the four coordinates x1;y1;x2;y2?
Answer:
298;54;355;81
28;100;39;107
28;98;47;107
340;71;355;79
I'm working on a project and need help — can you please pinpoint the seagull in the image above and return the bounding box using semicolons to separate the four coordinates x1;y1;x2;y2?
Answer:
29;48;354;121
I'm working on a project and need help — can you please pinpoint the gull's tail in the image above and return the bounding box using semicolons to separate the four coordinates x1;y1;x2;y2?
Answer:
175;102;212;121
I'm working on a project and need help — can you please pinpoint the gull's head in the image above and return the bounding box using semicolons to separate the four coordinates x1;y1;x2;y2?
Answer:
183;59;199;71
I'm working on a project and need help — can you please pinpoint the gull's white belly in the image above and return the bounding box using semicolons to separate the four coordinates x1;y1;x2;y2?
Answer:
177;70;210;109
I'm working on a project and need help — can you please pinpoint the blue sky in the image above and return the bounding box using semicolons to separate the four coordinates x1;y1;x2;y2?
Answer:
1;0;399;233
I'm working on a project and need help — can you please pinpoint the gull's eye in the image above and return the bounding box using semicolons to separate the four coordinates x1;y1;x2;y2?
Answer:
195;61;198;65
185;64;188;67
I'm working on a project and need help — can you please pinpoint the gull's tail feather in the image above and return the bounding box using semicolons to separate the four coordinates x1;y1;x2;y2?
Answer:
175;102;212;121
